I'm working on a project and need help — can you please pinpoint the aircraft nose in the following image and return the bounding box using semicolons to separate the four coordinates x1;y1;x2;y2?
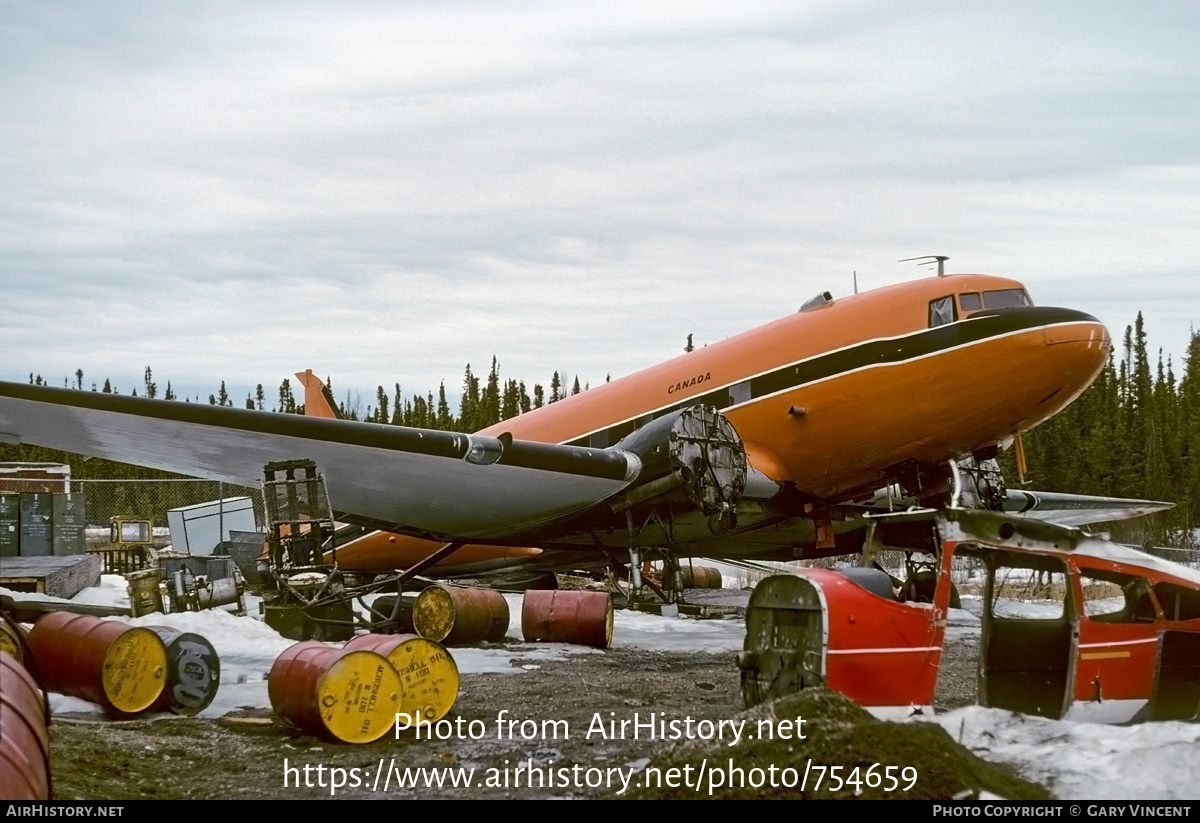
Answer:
1040;308;1110;348
1038;307;1111;396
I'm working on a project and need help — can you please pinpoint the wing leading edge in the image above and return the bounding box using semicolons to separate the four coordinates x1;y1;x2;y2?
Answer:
0;381;640;541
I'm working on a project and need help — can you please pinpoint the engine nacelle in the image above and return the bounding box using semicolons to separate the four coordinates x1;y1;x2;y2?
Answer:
613;405;747;514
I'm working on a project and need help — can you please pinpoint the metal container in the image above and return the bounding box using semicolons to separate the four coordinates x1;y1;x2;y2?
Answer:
18;493;53;557
413;586;509;645
521;590;613;649
345;633;459;724
0;652;50;800
268;641;401;743
126;568;164;617
0;616;28;664
676;565;723;589
0;493;21;557
27;611;168;714
146;626;221;716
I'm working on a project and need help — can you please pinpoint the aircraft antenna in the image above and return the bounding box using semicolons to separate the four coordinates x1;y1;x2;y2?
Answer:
853;270;858;294
898;255;949;277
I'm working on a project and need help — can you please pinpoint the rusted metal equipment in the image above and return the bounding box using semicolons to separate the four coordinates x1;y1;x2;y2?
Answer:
344;633;459;724
147;626;220;716
260;460;356;641
367;594;419;634
27;612;168;715
88;517;155;575
268;641;401;743
413;585;509;645
0;652;51;800
521;590;613;649
127;568;165;617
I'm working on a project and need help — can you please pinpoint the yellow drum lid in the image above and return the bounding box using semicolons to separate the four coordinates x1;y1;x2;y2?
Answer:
413;587;456;642
101;627;168;714
0;622;23;663
386;637;459;724
316;650;401;744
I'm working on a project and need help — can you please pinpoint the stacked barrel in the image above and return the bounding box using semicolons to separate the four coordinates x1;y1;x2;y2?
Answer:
1;617;50;800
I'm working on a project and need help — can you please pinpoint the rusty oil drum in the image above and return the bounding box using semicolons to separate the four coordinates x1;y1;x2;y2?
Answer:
126;568;165;617
676;565;723;589
0;652;50;800
412;586;509;645
27;612;168;715
146;626;221;716
344;633;459;724
521;590;613;649
268;641;401;743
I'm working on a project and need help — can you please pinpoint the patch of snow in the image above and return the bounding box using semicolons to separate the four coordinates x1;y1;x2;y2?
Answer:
928;706;1200;801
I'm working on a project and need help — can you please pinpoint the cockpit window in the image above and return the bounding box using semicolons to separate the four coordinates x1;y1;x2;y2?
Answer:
959;292;983;312
983;289;1032;309
929;295;956;328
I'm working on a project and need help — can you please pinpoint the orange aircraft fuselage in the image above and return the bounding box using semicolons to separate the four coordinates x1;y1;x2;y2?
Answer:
314;273;1111;571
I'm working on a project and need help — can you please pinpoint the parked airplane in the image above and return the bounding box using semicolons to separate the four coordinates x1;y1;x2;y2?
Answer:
0;266;1170;589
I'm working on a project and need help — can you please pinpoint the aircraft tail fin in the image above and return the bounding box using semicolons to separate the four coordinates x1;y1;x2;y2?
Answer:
295;369;342;420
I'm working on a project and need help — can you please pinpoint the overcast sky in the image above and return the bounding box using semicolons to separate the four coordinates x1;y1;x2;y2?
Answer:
2;1;1197;413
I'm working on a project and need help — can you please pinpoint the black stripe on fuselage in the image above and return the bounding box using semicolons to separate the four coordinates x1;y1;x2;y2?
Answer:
567;306;1100;448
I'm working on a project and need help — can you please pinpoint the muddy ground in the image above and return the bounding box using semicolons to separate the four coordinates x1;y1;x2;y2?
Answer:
41;627;1030;800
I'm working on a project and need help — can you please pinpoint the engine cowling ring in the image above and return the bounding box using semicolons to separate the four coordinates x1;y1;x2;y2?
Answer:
614;405;747;515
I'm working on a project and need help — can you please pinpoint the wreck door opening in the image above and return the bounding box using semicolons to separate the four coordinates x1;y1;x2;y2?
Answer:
975;548;1075;719
1151;630;1200;721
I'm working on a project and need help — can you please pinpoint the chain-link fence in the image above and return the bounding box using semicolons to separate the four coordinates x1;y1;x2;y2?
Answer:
69;479;266;552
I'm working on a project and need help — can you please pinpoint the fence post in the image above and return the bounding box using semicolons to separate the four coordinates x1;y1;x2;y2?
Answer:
218;481;224;555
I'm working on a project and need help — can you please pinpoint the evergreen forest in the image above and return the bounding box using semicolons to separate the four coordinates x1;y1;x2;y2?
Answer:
5;317;1198;548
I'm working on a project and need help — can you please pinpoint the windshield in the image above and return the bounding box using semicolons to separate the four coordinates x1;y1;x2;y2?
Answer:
982;289;1032;309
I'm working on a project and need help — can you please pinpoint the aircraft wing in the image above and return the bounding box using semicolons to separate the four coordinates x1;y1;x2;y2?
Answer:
1001;489;1173;527
0;381;640;541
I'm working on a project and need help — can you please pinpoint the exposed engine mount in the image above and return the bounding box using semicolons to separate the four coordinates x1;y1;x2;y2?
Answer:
614;405;747;516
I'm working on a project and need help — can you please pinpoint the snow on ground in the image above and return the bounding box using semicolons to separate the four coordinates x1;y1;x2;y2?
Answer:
3;584;743;721
7;578;1199;800
927;707;1200;801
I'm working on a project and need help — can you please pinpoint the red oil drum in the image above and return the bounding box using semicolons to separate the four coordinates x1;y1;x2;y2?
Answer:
146;627;221;716
413;586;509;645
27;612;167;715
345;633;459;724
0;653;51;800
268;641;401;743
521;590;613;649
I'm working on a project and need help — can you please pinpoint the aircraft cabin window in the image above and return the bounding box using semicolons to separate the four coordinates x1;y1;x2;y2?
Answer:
1081;571;1158;623
959;292;983;312
982;289;1033;309
928;296;957;328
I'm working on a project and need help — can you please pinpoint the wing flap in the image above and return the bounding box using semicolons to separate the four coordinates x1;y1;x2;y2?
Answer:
0;381;639;540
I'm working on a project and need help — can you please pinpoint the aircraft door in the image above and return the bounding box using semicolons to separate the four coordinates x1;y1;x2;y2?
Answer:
976;550;1076;719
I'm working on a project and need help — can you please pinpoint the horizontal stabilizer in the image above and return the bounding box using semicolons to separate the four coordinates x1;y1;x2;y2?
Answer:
1003;489;1173;527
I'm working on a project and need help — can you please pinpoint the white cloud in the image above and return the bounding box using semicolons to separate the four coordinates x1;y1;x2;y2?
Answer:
1;1;1196;404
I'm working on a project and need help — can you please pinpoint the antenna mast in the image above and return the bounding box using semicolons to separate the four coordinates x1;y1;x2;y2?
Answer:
898;255;950;277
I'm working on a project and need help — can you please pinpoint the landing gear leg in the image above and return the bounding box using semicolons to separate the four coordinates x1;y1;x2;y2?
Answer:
623;546;672;612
